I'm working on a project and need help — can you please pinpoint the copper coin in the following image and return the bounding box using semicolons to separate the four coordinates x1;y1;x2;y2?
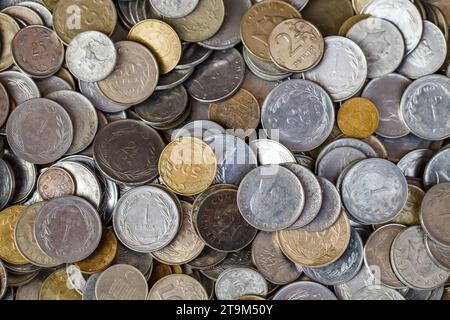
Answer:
11;25;64;78
37;167;76;200
0;82;9;128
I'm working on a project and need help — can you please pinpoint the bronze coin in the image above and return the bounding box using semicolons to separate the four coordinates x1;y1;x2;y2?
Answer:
0;82;9;128
37;166;76;200
194;188;257;253
11;25;64;78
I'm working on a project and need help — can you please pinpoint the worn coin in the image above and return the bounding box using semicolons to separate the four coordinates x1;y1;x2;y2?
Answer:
35;76;72;97
0;82;9;128
334;265;378;300
148;274;208;300
0;158;15;210
272;281;337;300
114;243;154;277
0;205;28;265
352;285;405;300
423;148;450;189
39;269;81;300
37;167;75;200
0;260;7;299
0;71;41;105
0;13;20;71
249;139;296;165
78;80;127;113
82;273;100;300
173;120;225;141
3;150;36;204
215;267;267;300
425;237;450;271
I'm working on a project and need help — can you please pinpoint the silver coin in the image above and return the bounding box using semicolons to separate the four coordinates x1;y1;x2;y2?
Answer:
334;264;378;300
423;148;450;190
95;264;148;300
35;196;102;263
342;159;408;225
397;21;447;79
117;0;134;29
0;158;15;210
176;44;212;70
114;243;154;276
185;48;245;103
303;228;364;286
391;226;449;290
352;285;405;300
156;68;194;91
403;287;433;300
0;260;7;299
362;0;423;54
199;0;251;50
82;273;100;300
79;80;128;113
3;149;36;204
113;186;180;252
15;270;52;300
47;90;98;155
0;71;40;105
244;48;291;81
148;274;208;300
17;2;52;27
66;31;117;82
0;0;41;10
150;0;198;18
397;149;435;179
294;154;315;171
237;165;305;231
261;79;335;152
425;237;450;271
273;281;337;300
35;76;72;97
173;120;225;140
400;75;450;141
346;17;405;78
215;267;268;300
316;147;367;184
200;246;252;281
249;139;296;165
66;264;87;295
205;134;257;185
304;36;367;102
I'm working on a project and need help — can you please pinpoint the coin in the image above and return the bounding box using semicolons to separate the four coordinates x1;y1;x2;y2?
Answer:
0;158;15;210
424;148;450;189
272;281;337;300
35;76;72;97
277;212;351;267
425;237;450;271
53;0;117;45
37;167;74;201
78;80;127;113
250;139;296;165
334;265;378;300
176;44;212;70
352;285;405;300
244;47;292;81
39;269;81;300
2;5;44;25
215;267;268;300
200;246;252;280
82;273;100;300
156;68;194;91
17;1;53;27
0;205;29;265
3;150;36;204
151;0;198;18
0;71;41;105
66;31;117;82
338;14;370;36
0;13;20;71
114;243;154;277
95;264;148;300
15;270;52;300
187;247;227;270
303;36;368;102
148;274;208;300
0;260;7;299
337;98;379;139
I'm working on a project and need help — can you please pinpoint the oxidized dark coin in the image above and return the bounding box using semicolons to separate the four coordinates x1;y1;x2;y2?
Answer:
37;167;76;200
187;246;228;270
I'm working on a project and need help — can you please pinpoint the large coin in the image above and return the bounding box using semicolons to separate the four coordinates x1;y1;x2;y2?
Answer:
215;267;268;300
0;13;20;71
272;281;337;300
0;205;28;265
39;269;81;300
147;274;208;300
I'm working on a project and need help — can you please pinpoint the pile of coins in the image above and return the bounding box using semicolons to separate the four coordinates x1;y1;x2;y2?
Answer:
0;0;449;301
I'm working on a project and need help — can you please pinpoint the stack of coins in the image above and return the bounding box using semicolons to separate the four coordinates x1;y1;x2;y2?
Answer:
0;0;449;301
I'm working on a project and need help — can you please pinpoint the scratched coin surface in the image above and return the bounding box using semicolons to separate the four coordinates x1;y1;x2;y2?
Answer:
337;98;379;139
0;13;20;71
272;281;337;300
39;269;81;300
95;264;148;300
148;274;208;300
0;205;28;265
150;0;199;19
423;148;450;190
34;196;102;263
215;267;268;300
37;167;75;200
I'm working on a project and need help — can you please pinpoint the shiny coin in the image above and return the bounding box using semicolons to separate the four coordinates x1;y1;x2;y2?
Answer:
352;285;405;300
176;44;212;70
261;79;335;152
0;205;28;265
82;273;100;300
337;98;379;139
249;139;296;165
95;264;148;300
423;148;450;189
37;167;75;200
303;36;367;102
0;12;20;71
272;281;337;300
215;267;268;300
425;237;450;271
114;243;154;277
79;80;127;113
334;265;378;300
35;76;72;97
66;31;117;82
0;71;40;105
151;0;198;18
3;149;36;204
148;274;208;300
0;158;15;210
39;269;81;300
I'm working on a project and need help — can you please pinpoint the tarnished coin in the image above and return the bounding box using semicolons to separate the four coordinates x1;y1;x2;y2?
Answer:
0;82;9;128
238;165;304;231
66;31;117;82
35;76;72;97
272;281;337;300
95;264;148;300
341;159;408;225
37;167;75;200
14;202;61;268
156;68;194;91
176;44;212;70
269;19;324;72
241;1;301;61
277;212;351;267
0;158;15;210
215;267;268;300
391;226;449;289
3;150;36;204
128;19;181;74
303;36;367;102
97;41;159;106
0;260;6;299
0;13;20;71
94;120;164;185
252;231;302;285
159;137;217;196
337;98;379;139
352;285;405;300
362;0;423;54
0;205;28;265
114;243;154;277
185;48;245;103
0;71;41;105
148;274;208;300
423;149;450;189
397;20;447;79
78;80;127;113
151;0;198;18
261;79;335;152
39;269;81;300
425;237;450;271
400;75;450;141
249;139;296;165
2;5;44;25
53;0;117;45
35;196;102;263
346;17;405;78
195;188;257;252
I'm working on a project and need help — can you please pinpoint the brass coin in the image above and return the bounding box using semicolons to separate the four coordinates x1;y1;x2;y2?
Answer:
74;228;118;275
148;261;173;288
0;205;29;265
0;13;20;72
277;212;351;268
39;268;82;300
268;18;324;72
337;98;379;139
158;137;217;196
338;14;371;37
128;19;182;75
43;0;59;11
241;1;301;61
208;88;260;139
53;0;117;45
352;0;371;14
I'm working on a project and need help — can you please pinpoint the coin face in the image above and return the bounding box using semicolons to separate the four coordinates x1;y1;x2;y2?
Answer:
0;13;20;71
37;167;75;200
0;260;7;299
215;267;268;300
97;41;159;106
337;98;379;139
421;183;450;247
0;205;28;265
269;19;324;72
249;139;296;165
148;274;208;300
261;79;335;151
423;149;450;189
272;281;337;300
39;269;82;300
53;0;117;45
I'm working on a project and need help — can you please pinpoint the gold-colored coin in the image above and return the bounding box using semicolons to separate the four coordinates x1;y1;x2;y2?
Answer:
153;0;225;43
338;14;371;37
352;0;371;14
43;0;59;11
241;1;301;61
159;137;217;196
208;88;260;139
39;269;82;300
0;205;29;265
53;0;117;45
337;97;379;139
277;212;351;267
148;261;173;288
171;265;184;274
0;13;20;72
74;228;118;275
128;19;182;75
55;67;76;90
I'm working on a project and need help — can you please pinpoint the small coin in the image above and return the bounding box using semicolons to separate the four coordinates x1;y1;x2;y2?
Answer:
0;13;20;71
272;281;337;300
148;274;208;300
352;285;405;300
337;98;379;139
39;269;81;300
95;264;148;300
151;0;198;18
215;267;268;300
249;139;296;165
114;243;154;277
423;148;450;190
0;205;29;265
0;71;41;105
425;237;450;271
0;158;15;210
